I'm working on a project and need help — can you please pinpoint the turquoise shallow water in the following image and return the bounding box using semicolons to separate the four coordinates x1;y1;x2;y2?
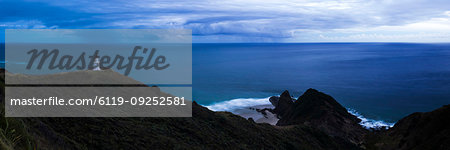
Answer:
193;43;450;122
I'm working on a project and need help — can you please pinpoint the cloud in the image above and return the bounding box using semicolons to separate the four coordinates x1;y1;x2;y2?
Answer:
288;14;450;42
1;0;450;42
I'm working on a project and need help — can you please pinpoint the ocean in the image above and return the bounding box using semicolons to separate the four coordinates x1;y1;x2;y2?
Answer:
193;43;450;126
2;43;450;127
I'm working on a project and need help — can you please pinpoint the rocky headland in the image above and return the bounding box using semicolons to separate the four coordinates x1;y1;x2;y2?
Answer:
0;69;449;149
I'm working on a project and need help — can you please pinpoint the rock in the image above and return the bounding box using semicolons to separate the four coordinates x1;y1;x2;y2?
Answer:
367;105;450;150
255;108;274;118
269;96;279;107
273;88;367;144
272;90;294;119
2;69;449;149
0;70;361;149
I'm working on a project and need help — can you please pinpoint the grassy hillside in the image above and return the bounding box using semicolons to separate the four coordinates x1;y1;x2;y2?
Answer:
0;69;358;149
1;69;448;149
0;69;35;150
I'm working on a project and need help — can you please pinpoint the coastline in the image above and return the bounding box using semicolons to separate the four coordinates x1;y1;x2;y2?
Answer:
205;96;395;128
1;69;449;149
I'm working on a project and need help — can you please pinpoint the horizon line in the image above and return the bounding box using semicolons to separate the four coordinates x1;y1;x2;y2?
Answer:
1;42;450;44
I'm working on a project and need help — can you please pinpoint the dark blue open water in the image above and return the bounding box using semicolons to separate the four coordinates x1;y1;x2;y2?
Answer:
1;43;449;123
193;43;450;122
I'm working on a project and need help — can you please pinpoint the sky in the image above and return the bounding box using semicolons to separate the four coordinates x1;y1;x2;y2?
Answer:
1;0;450;43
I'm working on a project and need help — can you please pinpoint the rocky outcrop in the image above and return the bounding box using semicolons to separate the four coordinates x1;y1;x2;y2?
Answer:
0;70;359;149
1;100;360;150
1;69;449;149
269;88;450;149
365;105;450;150
272;88;368;144
271;90;294;118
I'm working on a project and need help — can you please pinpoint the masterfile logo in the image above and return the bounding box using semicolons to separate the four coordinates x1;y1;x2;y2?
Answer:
25;46;170;76
4;29;192;117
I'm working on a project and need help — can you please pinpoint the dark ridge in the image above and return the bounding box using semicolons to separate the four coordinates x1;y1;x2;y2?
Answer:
273;88;367;144
0;70;359;149
365;105;450;150
272;90;294;118
1;70;449;149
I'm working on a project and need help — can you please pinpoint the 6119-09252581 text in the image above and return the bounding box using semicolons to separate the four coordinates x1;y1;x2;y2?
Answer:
9;96;186;106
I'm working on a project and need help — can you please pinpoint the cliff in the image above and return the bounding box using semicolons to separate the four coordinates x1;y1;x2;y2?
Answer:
0;69;449;149
364;104;450;150
272;89;368;144
0;69;358;149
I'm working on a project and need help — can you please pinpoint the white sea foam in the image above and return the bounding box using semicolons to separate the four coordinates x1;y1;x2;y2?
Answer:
206;97;272;112
347;108;395;129
205;97;395;129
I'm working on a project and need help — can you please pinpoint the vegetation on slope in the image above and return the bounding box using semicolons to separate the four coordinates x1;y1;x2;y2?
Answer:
0;69;449;149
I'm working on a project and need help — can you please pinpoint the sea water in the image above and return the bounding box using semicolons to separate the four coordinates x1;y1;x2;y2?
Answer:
193;43;450;127
2;43;450;127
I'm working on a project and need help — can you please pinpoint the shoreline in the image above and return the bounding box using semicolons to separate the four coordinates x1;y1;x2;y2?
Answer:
205;96;396;128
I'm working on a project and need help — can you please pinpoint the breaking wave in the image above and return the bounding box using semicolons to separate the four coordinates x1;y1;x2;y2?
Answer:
205;97;395;129
347;108;395;129
205;97;272;112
